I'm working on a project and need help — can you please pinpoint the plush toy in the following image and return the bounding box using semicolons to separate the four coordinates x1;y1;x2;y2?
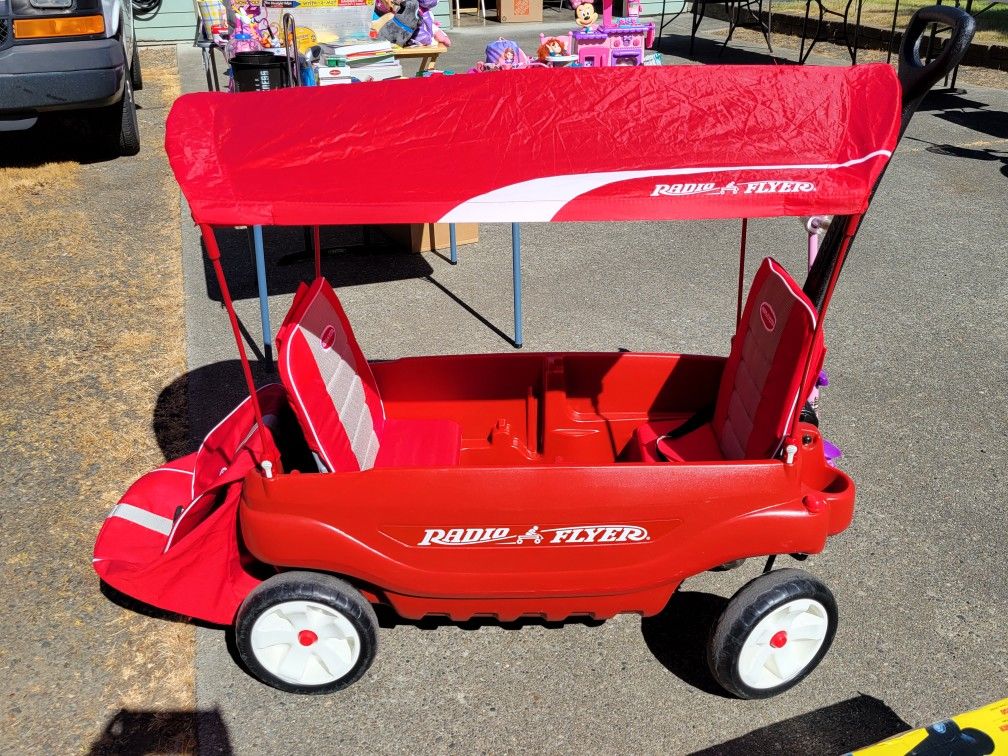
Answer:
433;21;451;46
372;0;420;45
572;0;598;28
410;0;442;46
485;38;529;67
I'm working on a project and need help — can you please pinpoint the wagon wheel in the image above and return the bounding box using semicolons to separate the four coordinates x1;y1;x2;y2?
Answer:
707;569;837;699
234;571;379;694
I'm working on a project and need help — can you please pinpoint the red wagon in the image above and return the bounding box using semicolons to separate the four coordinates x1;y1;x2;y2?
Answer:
94;8;974;698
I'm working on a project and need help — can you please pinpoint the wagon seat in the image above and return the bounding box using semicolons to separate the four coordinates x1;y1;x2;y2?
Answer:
634;257;824;462
277;277;461;472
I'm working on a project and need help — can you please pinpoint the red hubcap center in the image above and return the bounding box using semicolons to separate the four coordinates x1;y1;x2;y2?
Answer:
770;630;788;649
298;630;318;646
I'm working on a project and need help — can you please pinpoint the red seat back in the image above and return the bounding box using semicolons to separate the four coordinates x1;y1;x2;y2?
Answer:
713;258;824;460
277;278;385;472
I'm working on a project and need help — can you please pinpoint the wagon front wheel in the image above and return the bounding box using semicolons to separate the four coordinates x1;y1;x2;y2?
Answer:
707;568;837;699
234;571;379;694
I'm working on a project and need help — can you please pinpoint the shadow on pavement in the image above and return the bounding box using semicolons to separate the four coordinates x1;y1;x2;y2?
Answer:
88;707;233;755
0;111;132;167
654;29;784;64
154;360;271;458
926;143;1008;178
640;589;731;697
99;581;225;630
202;225;435;303
920;89;1008;144
688;694;911;755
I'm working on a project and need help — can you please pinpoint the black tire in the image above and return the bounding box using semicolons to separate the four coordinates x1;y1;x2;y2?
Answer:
92;76;140;157
117;77;141;156
707;568;837;699
130;40;143;91
234;571;379;694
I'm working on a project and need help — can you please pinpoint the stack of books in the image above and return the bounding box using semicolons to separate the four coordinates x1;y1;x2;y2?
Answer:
316;41;404;85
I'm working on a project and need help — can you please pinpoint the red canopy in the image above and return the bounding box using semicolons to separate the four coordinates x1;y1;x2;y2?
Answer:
166;64;901;227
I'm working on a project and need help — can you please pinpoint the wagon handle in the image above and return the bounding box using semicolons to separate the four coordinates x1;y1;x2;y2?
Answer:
898;6;975;135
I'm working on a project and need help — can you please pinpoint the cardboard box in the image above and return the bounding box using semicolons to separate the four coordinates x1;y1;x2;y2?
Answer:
496;0;542;23
381;223;479;254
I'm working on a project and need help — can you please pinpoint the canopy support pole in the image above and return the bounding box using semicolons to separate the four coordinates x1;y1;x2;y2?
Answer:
789;215;860;438
512;223;523;348
449;223;458;265
736;218;748;326
202;224;276;465
313;226;321;279
251;225;273;362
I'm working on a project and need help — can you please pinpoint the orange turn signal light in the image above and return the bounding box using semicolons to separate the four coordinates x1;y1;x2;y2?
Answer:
13;15;105;38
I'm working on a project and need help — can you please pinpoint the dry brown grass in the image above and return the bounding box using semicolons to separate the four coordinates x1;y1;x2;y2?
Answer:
0;46;197;754
773;0;1008;45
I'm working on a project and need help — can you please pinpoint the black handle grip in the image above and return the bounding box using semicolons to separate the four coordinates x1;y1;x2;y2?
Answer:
898;6;976;132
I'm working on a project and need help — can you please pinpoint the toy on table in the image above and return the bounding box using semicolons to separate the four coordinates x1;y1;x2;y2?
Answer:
371;0;420;44
432;21;450;46
232;0;280;50
485;38;530;67
537;32;571;59
570;0;654;66
537;33;577;66
410;0;450;47
572;0;598;28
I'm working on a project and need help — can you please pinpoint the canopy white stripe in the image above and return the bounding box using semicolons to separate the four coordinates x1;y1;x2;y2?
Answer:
438;151;894;223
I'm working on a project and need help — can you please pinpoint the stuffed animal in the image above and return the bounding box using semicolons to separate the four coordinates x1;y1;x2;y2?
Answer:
432;21;450;46
372;0;420;45
411;0;438;46
409;0;451;47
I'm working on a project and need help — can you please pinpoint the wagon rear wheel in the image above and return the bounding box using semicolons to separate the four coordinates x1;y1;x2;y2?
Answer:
234;571;378;694
707;568;837;699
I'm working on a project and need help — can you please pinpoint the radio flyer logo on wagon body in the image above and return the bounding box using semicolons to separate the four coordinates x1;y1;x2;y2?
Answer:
415;524;651;547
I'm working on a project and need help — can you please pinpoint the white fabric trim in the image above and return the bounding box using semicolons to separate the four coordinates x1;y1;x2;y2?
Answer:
284;288;334;472
766;259;818;453
108;503;173;537
438;151;893;223
766;259;817;329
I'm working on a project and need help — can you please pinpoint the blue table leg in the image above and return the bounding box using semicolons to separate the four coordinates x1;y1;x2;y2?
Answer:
511;222;523;348
449;223;458;265
252;224;273;361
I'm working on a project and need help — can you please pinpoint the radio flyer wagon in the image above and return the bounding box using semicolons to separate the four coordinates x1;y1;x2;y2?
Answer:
94;7;974;698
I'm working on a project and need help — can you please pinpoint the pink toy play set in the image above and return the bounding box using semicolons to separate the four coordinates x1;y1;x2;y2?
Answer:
477;0;655;72
570;0;654;66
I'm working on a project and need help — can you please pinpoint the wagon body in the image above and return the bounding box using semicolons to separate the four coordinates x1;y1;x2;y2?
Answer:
239;351;854;621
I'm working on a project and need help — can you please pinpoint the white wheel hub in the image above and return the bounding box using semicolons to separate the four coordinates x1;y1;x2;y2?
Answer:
737;598;829;689
250;600;361;686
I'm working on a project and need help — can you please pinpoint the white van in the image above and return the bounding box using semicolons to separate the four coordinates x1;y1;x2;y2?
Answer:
0;0;140;155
